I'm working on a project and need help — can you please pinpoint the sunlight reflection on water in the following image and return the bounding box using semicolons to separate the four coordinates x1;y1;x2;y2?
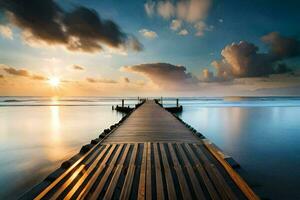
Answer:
0;104;124;199
1;97;300;199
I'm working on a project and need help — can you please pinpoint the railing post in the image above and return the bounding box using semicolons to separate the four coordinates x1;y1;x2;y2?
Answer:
122;99;124;107
176;98;179;107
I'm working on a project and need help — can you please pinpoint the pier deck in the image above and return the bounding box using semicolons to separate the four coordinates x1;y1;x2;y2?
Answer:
29;100;258;200
104;100;199;143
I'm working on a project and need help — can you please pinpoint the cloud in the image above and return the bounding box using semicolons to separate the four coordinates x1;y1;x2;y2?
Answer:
0;0;142;53
176;0;211;23
206;32;300;81
145;0;212;37
144;1;156;17
122;62;199;89
72;64;85;71
194;21;207;36
219;19;224;23
194;22;213;36
261;32;300;59
31;74;47;80
170;19;190;36
1;65;47;80
178;29;188;36
157;1;175;19
86;77;117;84
0;74;4;78
170;19;182;31
124;77;130;83
153;0;211;22
0;25;13;39
3;67;30;77
139;29;158;39
126;35;144;51
201;68;214;81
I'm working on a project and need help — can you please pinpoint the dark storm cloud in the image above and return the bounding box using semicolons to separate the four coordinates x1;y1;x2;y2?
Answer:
0;0;142;53
2;65;47;80
262;32;300;59
0;0;66;44
86;77;117;84
206;32;299;81
123;63;199;89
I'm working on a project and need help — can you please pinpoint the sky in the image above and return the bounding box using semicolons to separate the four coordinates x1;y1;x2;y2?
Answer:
0;0;300;96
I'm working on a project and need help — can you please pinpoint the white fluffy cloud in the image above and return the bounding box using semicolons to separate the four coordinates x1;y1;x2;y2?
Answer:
170;19;182;31
145;0;212;37
176;0;211;23
150;0;211;22
194;22;213;36
157;1;175;19
139;29;158;39
202;32;300;82
178;29;189;36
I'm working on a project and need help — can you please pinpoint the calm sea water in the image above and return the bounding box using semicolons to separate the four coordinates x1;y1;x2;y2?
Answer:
1;97;300;199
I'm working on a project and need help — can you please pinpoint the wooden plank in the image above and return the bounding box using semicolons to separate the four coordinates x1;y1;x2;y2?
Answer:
76;144;117;200
34;142;104;200
184;143;220;200
90;144;125;200
120;144;138;200
103;144;131;199
193;144;237;200
203;142;260;200
167;143;192;199
153;143;164;200
104;100;200;143
159;143;176;200
64;145;111;199
145;142;152;200
137;143;147;200
30;101;257;200
176;143;206;199
50;165;85;200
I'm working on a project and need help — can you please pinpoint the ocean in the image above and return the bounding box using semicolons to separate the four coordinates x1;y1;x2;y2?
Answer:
0;96;300;199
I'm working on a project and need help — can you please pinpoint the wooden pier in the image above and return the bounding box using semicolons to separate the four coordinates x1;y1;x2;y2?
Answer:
24;100;259;200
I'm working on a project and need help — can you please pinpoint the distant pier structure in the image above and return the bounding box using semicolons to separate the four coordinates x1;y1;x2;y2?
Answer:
23;100;259;200
156;97;183;113
113;98;144;113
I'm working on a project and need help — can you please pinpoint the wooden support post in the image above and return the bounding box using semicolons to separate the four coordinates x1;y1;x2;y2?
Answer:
122;99;124;107
176;99;179;107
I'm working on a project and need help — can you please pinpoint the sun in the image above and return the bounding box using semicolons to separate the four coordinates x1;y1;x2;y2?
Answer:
48;77;60;87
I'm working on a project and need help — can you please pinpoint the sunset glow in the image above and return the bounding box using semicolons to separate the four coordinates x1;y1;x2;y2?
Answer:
1;1;300;199
0;1;299;96
48;77;60;88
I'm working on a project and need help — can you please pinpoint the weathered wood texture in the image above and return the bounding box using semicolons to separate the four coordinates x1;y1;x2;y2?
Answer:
104;100;199;143
30;100;259;200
